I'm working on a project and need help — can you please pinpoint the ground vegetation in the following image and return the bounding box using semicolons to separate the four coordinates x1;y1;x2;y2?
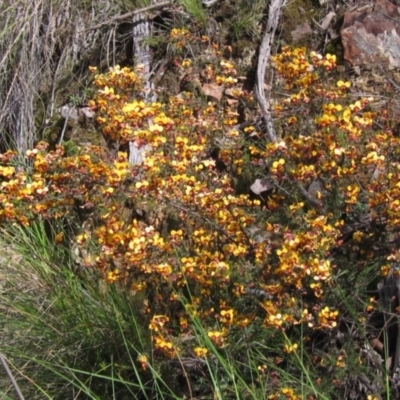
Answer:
0;0;400;399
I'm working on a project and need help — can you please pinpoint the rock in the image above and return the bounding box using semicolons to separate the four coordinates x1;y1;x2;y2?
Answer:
341;0;400;69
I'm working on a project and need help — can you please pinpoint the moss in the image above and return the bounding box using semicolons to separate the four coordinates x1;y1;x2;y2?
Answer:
157;68;181;104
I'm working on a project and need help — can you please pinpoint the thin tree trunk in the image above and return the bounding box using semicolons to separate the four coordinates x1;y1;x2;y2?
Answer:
255;0;287;143
129;3;157;165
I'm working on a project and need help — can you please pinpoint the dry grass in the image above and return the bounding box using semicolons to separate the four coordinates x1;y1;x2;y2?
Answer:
0;0;135;154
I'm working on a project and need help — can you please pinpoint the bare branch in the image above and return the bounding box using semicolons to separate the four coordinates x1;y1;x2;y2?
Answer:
255;0;287;143
83;1;171;32
296;180;323;209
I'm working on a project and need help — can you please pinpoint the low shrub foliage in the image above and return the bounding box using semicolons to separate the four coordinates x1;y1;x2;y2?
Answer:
0;30;397;398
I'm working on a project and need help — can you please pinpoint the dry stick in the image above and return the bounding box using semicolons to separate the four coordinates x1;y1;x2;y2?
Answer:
296;180;323;209
255;0;320;208
83;1;171;31
255;0;287;143
58;109;71;145
0;353;25;400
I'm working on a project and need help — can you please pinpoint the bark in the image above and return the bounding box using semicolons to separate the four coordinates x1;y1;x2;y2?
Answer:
255;0;287;143
129;2;158;166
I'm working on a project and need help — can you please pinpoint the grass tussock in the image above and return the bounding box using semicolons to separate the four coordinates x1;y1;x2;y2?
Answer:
0;222;169;399
0;0;134;154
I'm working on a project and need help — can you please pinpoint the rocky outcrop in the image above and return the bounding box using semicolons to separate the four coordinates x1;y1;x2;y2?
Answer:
341;0;400;69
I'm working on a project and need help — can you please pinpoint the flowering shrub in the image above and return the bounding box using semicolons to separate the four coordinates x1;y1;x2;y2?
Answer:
0;30;399;382
0;144;130;227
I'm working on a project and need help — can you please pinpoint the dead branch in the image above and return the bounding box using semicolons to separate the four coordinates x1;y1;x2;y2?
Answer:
83;1;171;32
255;0;322;208
296;180;323;209
255;0;287;143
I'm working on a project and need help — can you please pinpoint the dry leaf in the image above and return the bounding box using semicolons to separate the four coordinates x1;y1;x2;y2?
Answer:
319;11;336;30
227;98;239;106
250;178;274;195
202;83;223;101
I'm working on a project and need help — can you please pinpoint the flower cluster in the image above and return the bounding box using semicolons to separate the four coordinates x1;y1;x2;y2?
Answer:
0;144;130;226
1;35;399;370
